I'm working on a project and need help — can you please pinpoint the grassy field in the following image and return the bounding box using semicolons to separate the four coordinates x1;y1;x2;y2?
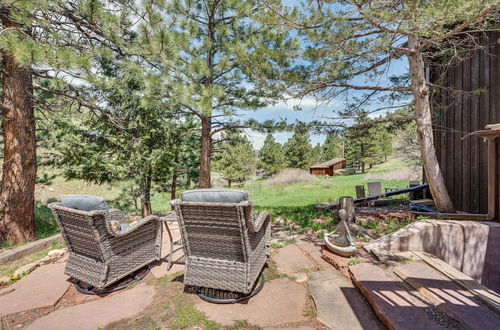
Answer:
28;157;417;240
246;158;414;230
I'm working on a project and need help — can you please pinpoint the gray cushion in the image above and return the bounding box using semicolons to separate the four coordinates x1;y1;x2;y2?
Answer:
181;189;248;203
61;194;109;212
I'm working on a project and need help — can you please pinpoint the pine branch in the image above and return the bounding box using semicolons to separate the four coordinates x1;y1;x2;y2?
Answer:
353;115;416;129
418;2;500;51
306;82;411;95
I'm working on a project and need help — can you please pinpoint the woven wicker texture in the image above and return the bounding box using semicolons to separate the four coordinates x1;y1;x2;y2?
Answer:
49;203;162;288
171;200;270;294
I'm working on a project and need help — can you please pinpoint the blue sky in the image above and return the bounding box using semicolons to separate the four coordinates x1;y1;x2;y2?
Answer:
243;57;409;149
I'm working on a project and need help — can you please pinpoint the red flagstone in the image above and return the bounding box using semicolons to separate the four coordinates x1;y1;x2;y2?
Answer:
0;263;70;317
26;284;154;330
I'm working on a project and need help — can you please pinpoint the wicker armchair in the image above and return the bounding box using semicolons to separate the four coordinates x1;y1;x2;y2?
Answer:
49;202;162;289
171;189;271;296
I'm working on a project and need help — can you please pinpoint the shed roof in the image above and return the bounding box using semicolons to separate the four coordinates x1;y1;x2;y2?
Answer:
309;158;345;169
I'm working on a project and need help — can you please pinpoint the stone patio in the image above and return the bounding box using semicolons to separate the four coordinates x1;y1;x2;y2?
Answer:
0;231;394;329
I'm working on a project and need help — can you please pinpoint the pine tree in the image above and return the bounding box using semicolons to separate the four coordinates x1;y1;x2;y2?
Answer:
136;0;296;188
258;134;286;176
312;143;323;164
284;126;313;169
321;132;343;162
0;0;126;242
344;114;378;173
376;128;392;163
215;132;255;187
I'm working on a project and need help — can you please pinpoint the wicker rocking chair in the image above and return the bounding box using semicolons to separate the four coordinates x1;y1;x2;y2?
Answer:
171;189;271;303
49;195;162;294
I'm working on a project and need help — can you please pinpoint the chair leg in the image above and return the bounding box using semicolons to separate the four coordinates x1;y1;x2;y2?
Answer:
194;272;265;304
74;264;150;295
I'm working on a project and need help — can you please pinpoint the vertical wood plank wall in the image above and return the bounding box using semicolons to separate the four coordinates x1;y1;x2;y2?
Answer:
431;32;500;214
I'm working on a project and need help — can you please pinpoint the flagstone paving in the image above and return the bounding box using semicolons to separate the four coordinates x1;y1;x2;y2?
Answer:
194;277;308;327
295;234;332;269
26;284;155;330
0;226;392;329
309;270;384;330
0;263;70;317
273;244;315;275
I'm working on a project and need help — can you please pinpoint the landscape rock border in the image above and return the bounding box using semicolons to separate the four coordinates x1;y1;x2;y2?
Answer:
0;234;63;264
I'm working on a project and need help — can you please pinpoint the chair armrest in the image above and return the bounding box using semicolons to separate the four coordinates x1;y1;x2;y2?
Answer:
248;211;271;233
104;215;161;238
108;209;127;223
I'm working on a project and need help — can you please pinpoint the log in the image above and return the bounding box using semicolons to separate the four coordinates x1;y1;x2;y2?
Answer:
339;196;355;223
316;184;429;210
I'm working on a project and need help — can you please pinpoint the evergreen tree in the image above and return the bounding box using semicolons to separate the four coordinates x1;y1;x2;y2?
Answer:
215;132;255;187
321;132;343;161
0;0;128;242
258;134;286;176
284;126;313;169
312;143;323;164
137;0;296;188
344;114;378;173
376;128;392;163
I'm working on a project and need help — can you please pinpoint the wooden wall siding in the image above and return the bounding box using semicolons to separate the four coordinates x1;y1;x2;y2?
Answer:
310;160;346;176
431;32;500;214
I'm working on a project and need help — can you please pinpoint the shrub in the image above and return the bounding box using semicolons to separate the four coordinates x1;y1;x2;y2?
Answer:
267;168;316;186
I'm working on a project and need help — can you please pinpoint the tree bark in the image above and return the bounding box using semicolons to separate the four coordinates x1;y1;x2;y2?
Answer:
170;150;179;200
199;116;212;188
0;14;37;243
408;35;455;213
140;172;152;217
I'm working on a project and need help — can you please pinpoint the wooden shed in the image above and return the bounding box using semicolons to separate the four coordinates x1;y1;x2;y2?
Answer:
429;31;500;217
309;158;346;176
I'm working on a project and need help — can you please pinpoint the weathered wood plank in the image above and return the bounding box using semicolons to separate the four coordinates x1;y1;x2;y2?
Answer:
316;184;428;210
394;262;500;329
471;50;481;213
462;54;472;213
411;251;500;313
479;40;490;213
349;263;447;330
453;60;462;211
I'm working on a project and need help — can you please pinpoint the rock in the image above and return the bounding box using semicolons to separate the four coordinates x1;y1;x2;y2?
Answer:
13;261;39;277
271;231;300;245
314;229;327;237
309;271;384;330
26;284;155;330
0;263;70;317
48;248;67;258
195;278;307;326
275;217;285;225
290;272;308;283
274;244;315;275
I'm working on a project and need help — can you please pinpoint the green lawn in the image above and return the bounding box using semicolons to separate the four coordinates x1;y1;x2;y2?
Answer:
245;158;411;229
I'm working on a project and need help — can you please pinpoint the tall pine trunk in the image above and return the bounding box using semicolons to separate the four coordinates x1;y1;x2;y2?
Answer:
140;172;152;217
199;116;211;188
0;13;37;243
170;150;179;200
408;35;455;213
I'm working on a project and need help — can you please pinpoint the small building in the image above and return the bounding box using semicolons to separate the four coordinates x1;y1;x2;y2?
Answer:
309;158;346;176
